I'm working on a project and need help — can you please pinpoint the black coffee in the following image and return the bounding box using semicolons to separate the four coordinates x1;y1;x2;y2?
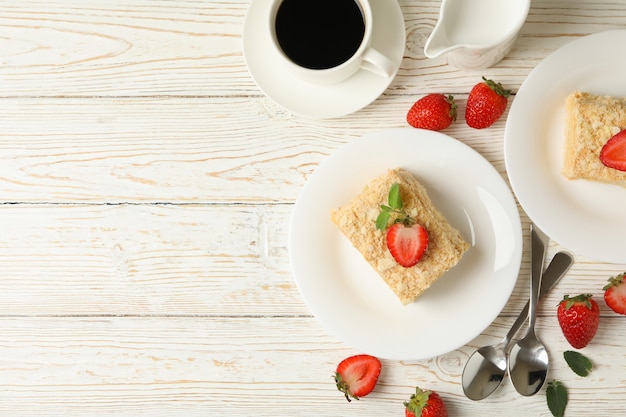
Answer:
275;0;365;70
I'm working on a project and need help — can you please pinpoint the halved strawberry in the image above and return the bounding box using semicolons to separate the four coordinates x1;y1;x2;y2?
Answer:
334;354;381;402
603;272;626;315
386;223;429;267
600;130;626;171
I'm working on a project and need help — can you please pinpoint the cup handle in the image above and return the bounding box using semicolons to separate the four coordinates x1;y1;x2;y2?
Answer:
360;47;395;78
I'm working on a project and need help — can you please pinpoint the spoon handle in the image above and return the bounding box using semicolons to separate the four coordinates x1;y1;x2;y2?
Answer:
501;251;573;346
529;224;548;331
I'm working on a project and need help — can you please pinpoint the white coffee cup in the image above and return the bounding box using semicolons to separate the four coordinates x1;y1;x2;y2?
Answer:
268;0;396;85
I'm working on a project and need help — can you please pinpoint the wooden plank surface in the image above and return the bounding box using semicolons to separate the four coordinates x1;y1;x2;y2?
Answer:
0;317;625;416
1;0;626;416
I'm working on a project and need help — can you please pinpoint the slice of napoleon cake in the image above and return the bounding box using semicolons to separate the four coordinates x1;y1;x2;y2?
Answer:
330;168;470;305
563;91;626;187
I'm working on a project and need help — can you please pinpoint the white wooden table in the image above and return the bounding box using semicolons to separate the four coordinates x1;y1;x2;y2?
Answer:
1;1;625;416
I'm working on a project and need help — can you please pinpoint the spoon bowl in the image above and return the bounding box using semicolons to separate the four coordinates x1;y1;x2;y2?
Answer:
461;251;572;400
462;343;507;400
508;334;549;395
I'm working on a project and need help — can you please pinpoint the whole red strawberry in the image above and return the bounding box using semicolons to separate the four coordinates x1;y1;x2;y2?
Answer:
465;77;511;129
603;272;626;314
404;386;448;417
600;130;626;171
557;294;600;349
406;94;457;131
334;354;381;402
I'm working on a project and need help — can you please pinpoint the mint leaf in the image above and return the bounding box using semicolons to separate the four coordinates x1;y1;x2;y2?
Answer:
375;211;390;231
546;380;568;417
388;183;402;210
564;350;593;377
377;183;411;230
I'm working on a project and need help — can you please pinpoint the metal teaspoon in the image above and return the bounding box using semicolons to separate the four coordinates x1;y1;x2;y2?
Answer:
461;250;573;400
508;224;550;396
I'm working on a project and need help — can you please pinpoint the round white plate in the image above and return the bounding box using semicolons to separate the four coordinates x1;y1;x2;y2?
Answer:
242;0;405;119
505;30;626;264
289;128;522;360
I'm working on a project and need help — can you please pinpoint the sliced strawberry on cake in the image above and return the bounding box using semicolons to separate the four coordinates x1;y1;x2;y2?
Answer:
600;130;626;171
386;223;429;267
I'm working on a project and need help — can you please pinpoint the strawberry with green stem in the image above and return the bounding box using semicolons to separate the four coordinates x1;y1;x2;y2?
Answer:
404;386;448;417
406;94;457;131
556;294;600;349
465;77;511;129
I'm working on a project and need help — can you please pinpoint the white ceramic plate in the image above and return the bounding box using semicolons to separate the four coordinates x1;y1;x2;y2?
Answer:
242;0;405;119
289;128;522;360
505;30;626;263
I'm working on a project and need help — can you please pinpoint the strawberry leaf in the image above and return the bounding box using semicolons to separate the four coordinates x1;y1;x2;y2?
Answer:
377;183;405;230
546;380;568;417
563;350;593;377
603;272;626;290
483;76;511;98
388;183;402;210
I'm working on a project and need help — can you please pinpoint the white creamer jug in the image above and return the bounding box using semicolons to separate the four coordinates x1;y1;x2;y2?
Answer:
424;0;531;70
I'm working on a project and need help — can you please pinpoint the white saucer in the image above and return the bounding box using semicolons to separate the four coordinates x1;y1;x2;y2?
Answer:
289;128;522;360
242;0;406;119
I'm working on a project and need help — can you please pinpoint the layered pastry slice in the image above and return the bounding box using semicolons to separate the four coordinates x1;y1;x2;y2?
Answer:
330;168;470;305
563;91;626;187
